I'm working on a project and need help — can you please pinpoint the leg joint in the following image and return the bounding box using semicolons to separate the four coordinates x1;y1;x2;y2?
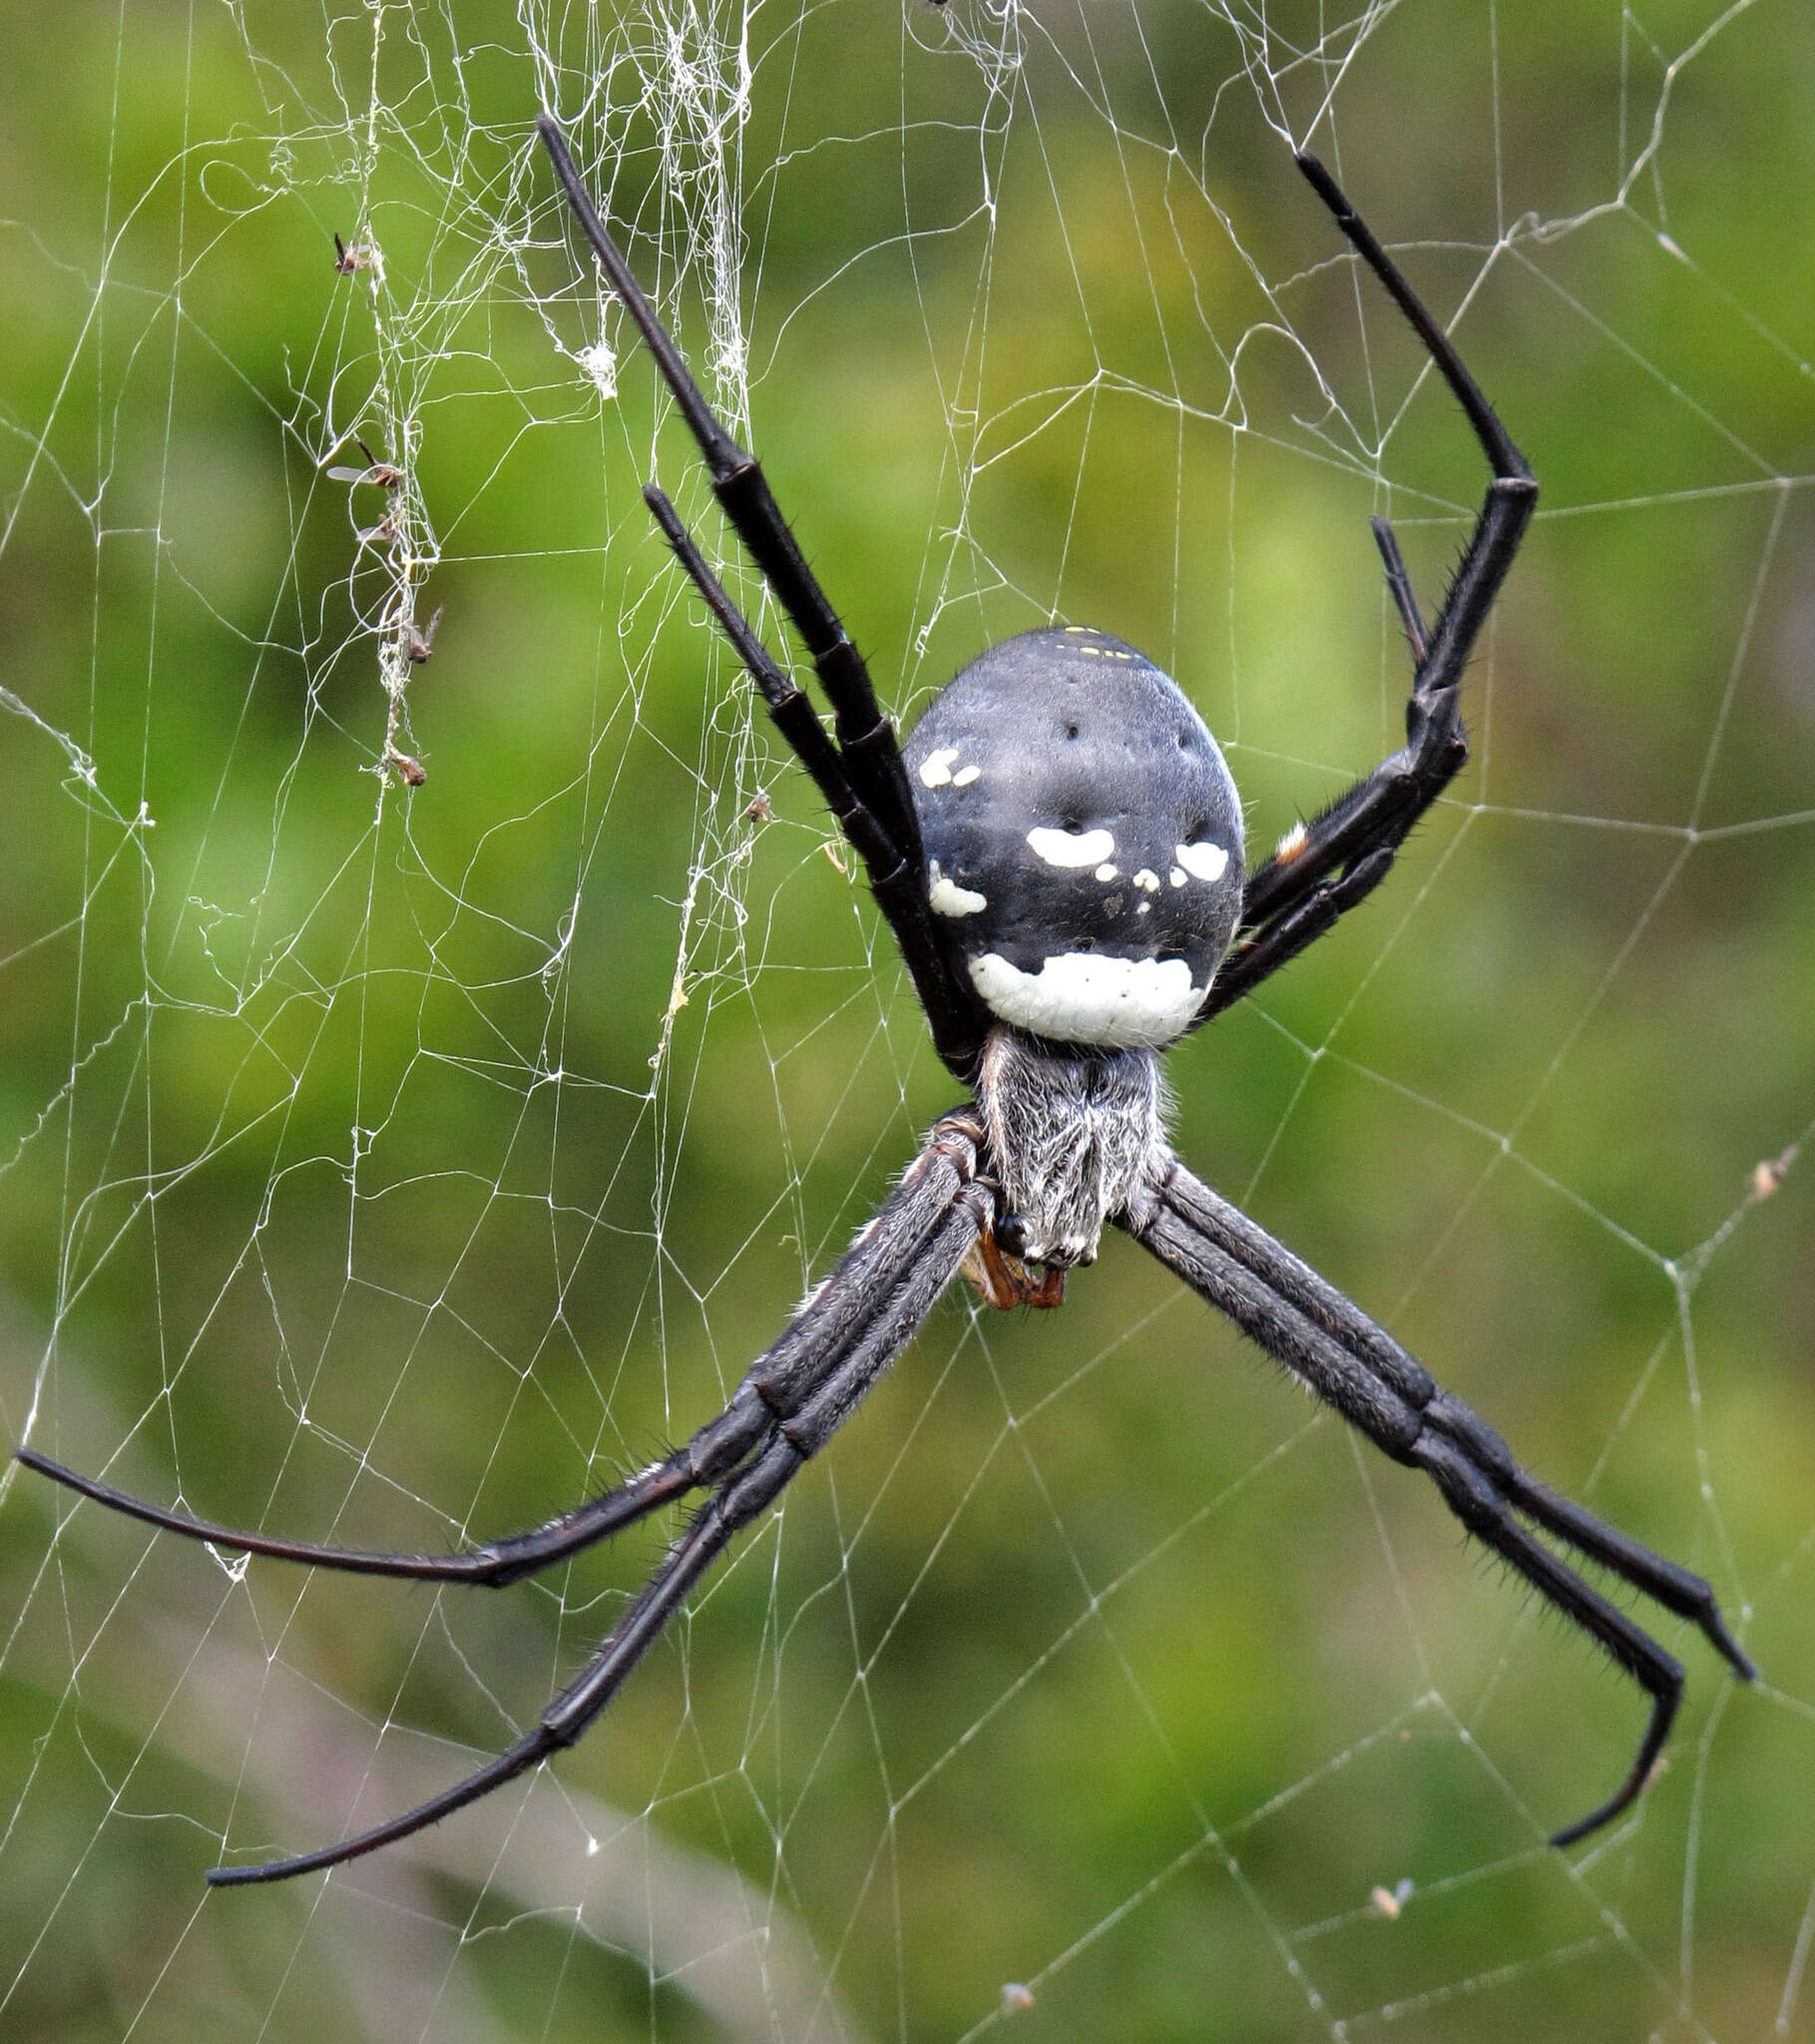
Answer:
929;1110;987;1181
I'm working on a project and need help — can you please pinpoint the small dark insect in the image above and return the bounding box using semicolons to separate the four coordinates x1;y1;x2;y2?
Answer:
384;746;427;787
17;116;1754;1887
402;607;442;665
356;506;404;551
327;436;403;492
332;232;376;275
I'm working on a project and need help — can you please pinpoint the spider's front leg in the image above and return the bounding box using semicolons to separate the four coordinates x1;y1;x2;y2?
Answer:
1122;1150;1755;1846
19;1112;998;1883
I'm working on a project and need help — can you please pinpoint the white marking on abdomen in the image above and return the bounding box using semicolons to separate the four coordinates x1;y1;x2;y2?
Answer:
929;873;988;916
968;951;1203;1048
1027;825;1116;869
1175;840;1229;883
918;748;960;788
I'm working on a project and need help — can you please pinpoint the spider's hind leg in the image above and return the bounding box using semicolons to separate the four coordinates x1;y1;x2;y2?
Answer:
1371;513;1430;665
537;120;916;848
539;115;994;1085
1192;153;1539;1025
634;484;984;1077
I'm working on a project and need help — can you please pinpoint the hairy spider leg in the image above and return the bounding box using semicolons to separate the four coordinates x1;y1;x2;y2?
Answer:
20;1115;990;1589
15;1443;692;1590
15;1118;995;1884
1370;516;1429;664
1197;152;1540;1023
537;124;922;893
1122;1152;1754;1846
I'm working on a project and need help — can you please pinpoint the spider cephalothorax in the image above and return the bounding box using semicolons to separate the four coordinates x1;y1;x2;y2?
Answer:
969;1027;1166;1279
14;117;1753;1888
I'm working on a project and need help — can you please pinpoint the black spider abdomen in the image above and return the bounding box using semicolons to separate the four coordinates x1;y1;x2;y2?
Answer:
904;627;1244;1048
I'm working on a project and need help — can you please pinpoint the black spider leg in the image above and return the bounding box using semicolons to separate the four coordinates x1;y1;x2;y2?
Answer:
537;115;988;1082
642;487;988;1077
1197;153;1540;1025
537;115;913;844
19;1116;996;1883
1120;1152;1754;1847
1370;516;1428;664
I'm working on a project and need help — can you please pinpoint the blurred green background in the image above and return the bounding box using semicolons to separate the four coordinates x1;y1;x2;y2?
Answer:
2;2;1811;2039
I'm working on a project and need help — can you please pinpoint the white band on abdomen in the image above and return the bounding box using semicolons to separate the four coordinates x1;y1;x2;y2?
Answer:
968;950;1203;1048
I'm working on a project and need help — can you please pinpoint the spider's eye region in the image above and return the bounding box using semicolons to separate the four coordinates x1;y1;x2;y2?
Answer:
905;626;1244;1050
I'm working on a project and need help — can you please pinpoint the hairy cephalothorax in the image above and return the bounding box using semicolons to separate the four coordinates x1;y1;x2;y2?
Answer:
13;116;1753;1888
973;1029;1166;1274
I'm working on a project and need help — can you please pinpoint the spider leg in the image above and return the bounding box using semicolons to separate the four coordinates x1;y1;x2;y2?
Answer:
105;1113;991;1885
207;1441;795;1885
19;1116;991;1597
536;116;922;874
538;117;987;1077
1121;1151;1753;1846
1370;515;1428;665
643;486;985;1075
13;1443;690;1587
1197;153;1539;1024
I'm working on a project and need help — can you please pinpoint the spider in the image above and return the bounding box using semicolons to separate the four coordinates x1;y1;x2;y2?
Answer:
17;117;1754;1887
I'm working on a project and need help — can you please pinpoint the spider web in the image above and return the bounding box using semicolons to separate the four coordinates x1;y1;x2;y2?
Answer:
2;1;1812;2038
